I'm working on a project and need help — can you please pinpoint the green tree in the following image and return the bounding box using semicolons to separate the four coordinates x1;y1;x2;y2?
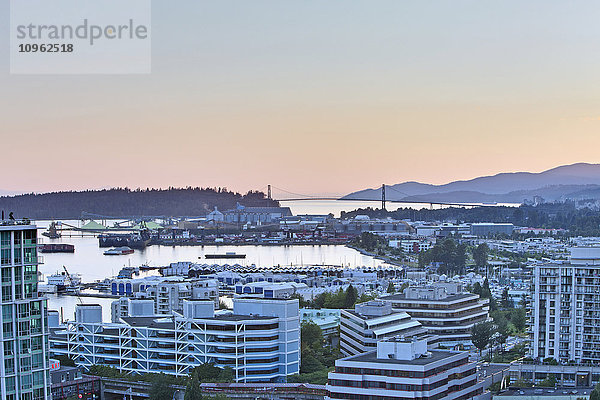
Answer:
191;363;233;383
217;367;234;383
501;287;512;309
344;285;358;308
54;355;76;367
590;382;600;400
473;244;489;270
493;312;509;351
471;321;493;357
399;282;409;293
300;349;324;374
290;293;310;308
387;282;395;293
148;373;175;400
512;307;527;332
301;321;324;349
538;374;557;388
184;370;202;400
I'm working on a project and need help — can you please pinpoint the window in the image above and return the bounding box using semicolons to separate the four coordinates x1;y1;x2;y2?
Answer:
20;338;30;354
14;285;21;300
18;303;29;318
3;341;13;356
0;250;10;266
20;356;31;372
20;372;32;389
2;304;12;320
32;371;44;387
18;320;30;336
24;247;36;264
25;283;36;299
12;232;21;246
13;248;21;264
0;268;10;283
3;322;13;339
4;358;14;374
5;376;15;392
30;301;41;316
32;353;43;369
31;336;42;351
2;286;11;302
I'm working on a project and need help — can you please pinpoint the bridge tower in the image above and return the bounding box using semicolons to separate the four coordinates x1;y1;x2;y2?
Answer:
267;185;272;200
381;184;386;211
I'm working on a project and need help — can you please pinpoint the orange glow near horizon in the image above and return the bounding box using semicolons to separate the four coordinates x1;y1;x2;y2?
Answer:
1;1;598;195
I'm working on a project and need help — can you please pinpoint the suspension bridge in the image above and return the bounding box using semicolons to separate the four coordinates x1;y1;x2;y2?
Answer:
264;184;499;210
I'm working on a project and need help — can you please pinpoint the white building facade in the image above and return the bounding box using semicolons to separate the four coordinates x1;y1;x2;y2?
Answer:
380;287;489;347
340;301;428;356
529;247;600;364
327;337;484;400
50;298;299;383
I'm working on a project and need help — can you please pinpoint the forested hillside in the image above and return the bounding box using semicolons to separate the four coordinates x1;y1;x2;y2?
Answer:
0;188;277;219
341;202;600;236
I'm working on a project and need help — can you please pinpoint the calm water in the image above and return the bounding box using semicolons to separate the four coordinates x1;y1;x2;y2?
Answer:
35;200;400;320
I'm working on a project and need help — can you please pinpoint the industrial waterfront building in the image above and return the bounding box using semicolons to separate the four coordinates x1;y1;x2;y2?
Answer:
340;300;429;356
380;286;489;347
0;222;52;400
49;297;300;383
326;337;484;400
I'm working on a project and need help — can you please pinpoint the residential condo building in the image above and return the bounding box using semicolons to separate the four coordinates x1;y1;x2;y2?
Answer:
0;222;52;400
529;247;600;364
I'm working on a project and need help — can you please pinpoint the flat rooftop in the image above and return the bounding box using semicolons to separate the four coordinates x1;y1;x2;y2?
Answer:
496;388;592;397
122;316;175;329
345;309;410;320
213;314;276;321
346;349;463;366
122;313;276;327
380;293;475;303
0;221;36;229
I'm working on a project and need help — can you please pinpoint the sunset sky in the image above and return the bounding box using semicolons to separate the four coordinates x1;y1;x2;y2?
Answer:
1;1;599;196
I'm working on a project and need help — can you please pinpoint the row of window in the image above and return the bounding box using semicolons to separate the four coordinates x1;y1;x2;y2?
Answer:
335;358;470;379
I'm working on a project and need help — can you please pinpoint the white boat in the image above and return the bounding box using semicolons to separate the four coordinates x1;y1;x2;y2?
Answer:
46;271;82;293
47;273;67;291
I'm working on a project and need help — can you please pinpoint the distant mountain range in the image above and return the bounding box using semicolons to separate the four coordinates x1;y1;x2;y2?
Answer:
342;163;600;204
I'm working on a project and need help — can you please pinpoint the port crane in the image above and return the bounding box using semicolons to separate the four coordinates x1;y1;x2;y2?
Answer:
62;266;83;304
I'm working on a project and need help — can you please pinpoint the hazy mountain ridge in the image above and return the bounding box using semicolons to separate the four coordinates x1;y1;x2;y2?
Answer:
343;163;600;203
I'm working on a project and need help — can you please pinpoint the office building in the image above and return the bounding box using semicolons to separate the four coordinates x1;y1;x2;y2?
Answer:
470;223;514;237
380;286;489;346
340;300;428;356
50;297;300;383
0;221;52;400
326;336;484;400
